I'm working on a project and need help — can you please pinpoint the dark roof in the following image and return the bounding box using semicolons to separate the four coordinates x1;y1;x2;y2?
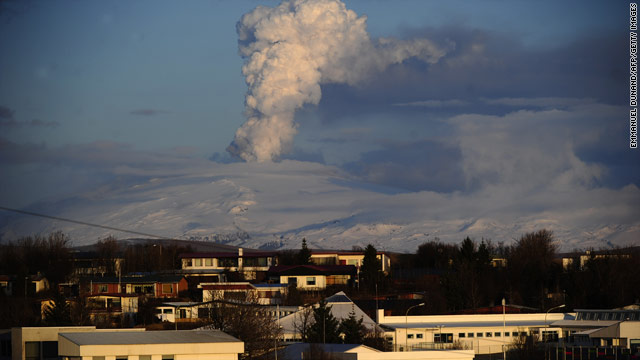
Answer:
268;265;356;276
85;293;139;298
179;251;276;259
326;292;353;303
88;275;184;284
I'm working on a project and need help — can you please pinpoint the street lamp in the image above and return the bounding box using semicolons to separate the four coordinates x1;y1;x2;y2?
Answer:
544;304;565;342
502;298;506;360
405;303;425;352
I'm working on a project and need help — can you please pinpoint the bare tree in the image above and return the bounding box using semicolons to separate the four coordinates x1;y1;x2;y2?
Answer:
293;306;314;342
202;294;282;360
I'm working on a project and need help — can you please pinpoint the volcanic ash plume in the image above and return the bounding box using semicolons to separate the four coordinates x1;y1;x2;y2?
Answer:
227;0;450;162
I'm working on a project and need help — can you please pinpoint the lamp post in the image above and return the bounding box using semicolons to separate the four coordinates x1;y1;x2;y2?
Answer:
405;303;425;352
544;304;565;342
502;298;506;360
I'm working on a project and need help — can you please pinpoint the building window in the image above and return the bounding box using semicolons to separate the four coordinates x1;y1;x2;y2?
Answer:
185;259;192;267
468;333;474;338
162;356;174;360
98;284;108;293
0;339;11;357
407;334;413;339
219;258;238;267
115;357;127;360
458;333;466;338
495;332;501;337
434;333;453;343
205;258;213;266
306;277;316;286
486;332;492;337
520;332;527;337
416;334;423;339
25;342;39;360
139;356;151;360
43;341;58;358
505;332;510;336
194;258;202;266
477;333;483;338
162;284;173;294
92;357;106;360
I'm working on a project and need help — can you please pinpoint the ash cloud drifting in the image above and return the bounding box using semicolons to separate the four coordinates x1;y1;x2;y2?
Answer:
227;0;451;162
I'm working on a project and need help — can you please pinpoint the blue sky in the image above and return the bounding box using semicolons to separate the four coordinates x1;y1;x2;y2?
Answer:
0;0;638;245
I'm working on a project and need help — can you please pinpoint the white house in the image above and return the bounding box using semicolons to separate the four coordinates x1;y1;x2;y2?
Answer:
268;265;357;290
278;292;381;342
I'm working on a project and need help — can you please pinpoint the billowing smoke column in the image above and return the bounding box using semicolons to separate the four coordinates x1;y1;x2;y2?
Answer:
227;0;449;162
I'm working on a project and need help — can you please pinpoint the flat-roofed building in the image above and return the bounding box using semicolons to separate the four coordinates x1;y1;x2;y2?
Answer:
377;309;574;355
11;327;144;360
57;330;243;360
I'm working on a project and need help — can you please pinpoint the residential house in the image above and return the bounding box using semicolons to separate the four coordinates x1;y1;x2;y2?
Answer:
201;282;288;305
309;250;391;275
179;248;277;281
87;275;188;298
561;249;633;271
154;302;203;323
268;265;357;290
0;275;12;296
85;293;139;325
279;292;381;342
71;251;123;278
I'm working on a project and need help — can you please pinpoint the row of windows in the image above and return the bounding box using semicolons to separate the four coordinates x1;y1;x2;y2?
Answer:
97;284;173;294
406;331;528;341
186;257;269;267
94;356;174;360
458;331;527;338
576;311;640;321
285;277;318;286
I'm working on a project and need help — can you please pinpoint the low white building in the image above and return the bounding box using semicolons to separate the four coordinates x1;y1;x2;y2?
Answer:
11;327;144;360
377;309;574;355
279;343;474;360
58;330;244;360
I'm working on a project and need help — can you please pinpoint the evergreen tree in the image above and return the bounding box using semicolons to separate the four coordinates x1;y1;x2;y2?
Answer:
307;300;341;343
360;244;381;291
339;308;367;344
297;238;311;265
43;291;72;326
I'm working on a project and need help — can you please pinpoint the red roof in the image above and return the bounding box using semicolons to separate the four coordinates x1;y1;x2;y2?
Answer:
179;251;277;259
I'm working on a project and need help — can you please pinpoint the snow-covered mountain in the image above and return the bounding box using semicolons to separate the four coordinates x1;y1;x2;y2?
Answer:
0;160;638;252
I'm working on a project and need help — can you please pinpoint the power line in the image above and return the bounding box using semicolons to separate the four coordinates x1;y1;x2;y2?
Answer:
0;205;171;239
